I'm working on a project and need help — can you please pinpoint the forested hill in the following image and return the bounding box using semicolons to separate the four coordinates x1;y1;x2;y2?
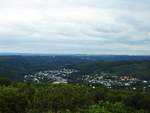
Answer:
68;61;150;80
0;55;150;81
0;55;88;81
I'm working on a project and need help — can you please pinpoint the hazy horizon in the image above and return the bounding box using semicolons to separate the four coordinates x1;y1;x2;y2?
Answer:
1;52;150;56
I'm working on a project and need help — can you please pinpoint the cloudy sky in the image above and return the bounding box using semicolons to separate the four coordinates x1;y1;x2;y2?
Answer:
0;0;150;55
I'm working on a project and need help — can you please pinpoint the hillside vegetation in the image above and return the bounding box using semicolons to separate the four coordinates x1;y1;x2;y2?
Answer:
0;56;150;81
0;79;150;113
69;61;150;80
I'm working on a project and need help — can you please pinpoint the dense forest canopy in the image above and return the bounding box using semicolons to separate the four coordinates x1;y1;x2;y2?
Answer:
0;79;150;113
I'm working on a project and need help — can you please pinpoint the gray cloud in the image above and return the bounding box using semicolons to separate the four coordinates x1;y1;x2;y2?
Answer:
0;0;150;55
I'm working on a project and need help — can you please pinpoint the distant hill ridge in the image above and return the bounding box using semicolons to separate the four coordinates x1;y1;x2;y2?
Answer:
0;55;150;81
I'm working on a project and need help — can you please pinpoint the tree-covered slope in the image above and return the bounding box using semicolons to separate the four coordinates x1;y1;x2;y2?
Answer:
0;55;150;81
0;55;87;81
69;61;150;80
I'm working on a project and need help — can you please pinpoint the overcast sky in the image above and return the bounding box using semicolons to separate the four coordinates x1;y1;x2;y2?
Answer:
0;0;150;55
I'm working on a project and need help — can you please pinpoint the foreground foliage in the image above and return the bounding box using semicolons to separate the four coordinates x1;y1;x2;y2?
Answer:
0;80;150;113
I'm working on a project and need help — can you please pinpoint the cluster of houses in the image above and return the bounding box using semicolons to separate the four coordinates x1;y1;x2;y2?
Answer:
82;72;150;89
24;69;150;90
83;73;138;87
24;68;78;83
